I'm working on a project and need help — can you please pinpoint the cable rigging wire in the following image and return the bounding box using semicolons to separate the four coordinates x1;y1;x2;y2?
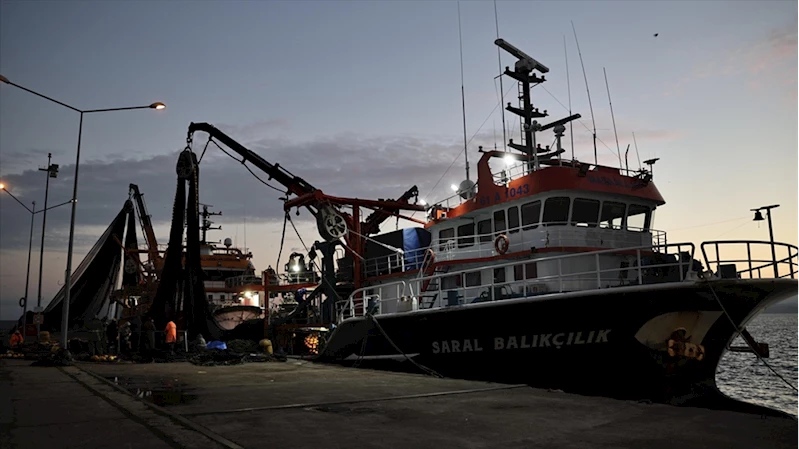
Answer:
207;139;287;194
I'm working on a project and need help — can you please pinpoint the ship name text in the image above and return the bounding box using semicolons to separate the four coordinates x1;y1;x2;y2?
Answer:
431;329;611;354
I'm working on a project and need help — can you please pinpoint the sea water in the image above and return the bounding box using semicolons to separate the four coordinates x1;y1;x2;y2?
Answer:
717;313;798;416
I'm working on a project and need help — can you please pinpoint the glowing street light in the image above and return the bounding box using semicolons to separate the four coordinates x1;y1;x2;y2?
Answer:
0;73;165;349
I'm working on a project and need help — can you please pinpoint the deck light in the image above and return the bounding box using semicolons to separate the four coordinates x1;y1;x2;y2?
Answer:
450;184;458;192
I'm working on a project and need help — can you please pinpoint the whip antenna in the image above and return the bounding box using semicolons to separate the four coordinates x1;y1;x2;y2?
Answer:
571;21;597;165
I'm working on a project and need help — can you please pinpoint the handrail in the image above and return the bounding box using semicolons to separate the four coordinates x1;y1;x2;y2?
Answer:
342;242;696;322
363;223;667;277
701;240;798;280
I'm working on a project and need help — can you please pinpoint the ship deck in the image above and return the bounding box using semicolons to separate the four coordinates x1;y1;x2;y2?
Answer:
6;359;793;449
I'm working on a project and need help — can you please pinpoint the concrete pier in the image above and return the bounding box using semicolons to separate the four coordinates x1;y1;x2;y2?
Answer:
2;358;796;448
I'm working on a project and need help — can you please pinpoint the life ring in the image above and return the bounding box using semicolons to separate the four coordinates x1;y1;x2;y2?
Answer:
494;234;510;255
18;297;26;308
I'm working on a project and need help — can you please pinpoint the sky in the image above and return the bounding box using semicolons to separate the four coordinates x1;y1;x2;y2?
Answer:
0;1;796;319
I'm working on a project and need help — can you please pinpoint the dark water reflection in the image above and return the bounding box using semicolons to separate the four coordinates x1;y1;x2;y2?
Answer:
717;313;798;416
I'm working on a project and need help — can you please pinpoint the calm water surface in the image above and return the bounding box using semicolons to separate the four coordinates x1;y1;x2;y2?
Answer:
717;313;798;416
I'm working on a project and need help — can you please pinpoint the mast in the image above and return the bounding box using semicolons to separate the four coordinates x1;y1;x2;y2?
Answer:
495;39;549;171
200;204;222;245
496;39;582;171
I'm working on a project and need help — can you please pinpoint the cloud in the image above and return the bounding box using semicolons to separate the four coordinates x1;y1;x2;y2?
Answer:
662;21;798;97
0;132;470;250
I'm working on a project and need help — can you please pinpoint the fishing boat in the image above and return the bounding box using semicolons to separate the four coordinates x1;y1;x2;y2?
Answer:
310;39;798;407
197;205;265;330
172;38;796;408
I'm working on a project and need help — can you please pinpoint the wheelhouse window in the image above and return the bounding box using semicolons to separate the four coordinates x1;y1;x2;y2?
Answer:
542;197;570;226
493;209;506;235
521;200;541;230
439;228;455;251
457;223;475;248
508;206;520;234
478;219;492;243
626;204;651;231
600;201;626;229
571;198;600;227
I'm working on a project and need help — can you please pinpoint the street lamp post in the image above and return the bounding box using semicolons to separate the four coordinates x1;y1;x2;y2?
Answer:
1;183;77;331
36;153;59;308
0;185;35;326
752;204;780;278
0;74;165;349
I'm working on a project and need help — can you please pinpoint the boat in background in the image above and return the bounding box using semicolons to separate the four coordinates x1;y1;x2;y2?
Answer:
198;205;265;330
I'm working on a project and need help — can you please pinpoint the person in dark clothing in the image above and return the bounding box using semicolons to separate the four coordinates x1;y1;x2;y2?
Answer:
106;319;119;355
129;315;142;353
141;317;156;361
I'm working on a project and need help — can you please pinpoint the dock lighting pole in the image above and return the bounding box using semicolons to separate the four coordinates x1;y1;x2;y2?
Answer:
0;73;165;349
36;153;59;308
752;204;780;278
0;184;35;325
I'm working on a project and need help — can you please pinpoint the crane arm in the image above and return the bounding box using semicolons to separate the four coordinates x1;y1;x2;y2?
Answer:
129;183;161;266
187;122;317;199
361;185;420;235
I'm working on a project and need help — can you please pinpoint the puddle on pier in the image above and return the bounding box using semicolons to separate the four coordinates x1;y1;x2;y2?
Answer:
105;376;198;406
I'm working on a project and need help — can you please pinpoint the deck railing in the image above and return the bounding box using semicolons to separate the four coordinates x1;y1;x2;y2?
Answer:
362;224;667;278
700;240;798;280
339;242;697;322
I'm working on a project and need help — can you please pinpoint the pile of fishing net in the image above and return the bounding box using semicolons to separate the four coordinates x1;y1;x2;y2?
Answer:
187;346;286;367
30;348;74;367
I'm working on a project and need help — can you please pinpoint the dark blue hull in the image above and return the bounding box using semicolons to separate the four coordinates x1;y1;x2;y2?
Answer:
318;279;795;411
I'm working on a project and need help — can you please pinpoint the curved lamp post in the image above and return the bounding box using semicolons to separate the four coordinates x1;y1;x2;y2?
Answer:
0;74;165;349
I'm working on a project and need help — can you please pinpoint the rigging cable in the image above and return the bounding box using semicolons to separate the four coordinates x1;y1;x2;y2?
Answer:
415;82;517;215
276;212;288;272
706;282;798;393
208;139;286;194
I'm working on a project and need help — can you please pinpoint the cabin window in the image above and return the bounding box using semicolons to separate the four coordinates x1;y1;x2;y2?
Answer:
571;198;600;227
521;201;541;230
513;262;538;280
493;209;506;235
600;201;626;229
465;271;482;287
627;205;651;231
457;223;475;248
542;197;570;226
508;206;520;234
439;228;455;251
478;219;492;243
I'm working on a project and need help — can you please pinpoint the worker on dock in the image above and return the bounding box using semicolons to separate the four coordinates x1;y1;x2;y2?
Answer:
119;320;132;354
87;317;104;356
9;329;23;349
164;320;177;355
106;318;119;355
